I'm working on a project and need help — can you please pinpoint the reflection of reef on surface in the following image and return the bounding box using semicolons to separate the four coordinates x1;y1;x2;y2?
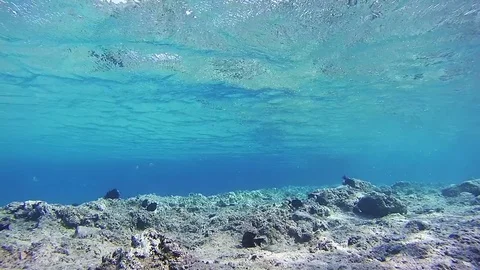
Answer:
1;177;479;269
89;49;125;71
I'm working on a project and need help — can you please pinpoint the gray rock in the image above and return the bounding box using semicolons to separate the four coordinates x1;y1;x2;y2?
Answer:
316;238;336;251
98;229;193;269
405;220;430;233
8;201;50;222
308;187;359;211
353;193;407;218
307;204;331;217
0;217;10;231
241;231;266;248
342;176;376;192
371;243;406;261
287;227;313;243
442;180;480;197
146;202;157;212
292;211;314;222
75;226;100;238
55;207;99;228
288;198;304;209
133;212;154;230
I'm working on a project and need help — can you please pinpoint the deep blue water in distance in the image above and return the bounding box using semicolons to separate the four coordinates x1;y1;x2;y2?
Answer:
1;0;480;205
1;147;479;205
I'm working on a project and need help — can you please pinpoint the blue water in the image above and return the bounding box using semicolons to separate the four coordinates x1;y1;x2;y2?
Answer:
0;0;479;205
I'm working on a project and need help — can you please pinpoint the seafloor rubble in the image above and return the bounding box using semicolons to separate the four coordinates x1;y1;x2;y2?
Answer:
1;177;480;270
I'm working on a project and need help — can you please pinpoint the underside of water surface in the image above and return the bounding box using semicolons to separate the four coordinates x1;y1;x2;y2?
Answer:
0;0;479;204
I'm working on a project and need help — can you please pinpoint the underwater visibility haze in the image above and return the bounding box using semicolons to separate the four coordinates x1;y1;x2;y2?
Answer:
0;0;479;204
3;1;480;269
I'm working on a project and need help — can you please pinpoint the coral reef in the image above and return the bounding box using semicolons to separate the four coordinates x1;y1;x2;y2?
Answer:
0;178;479;269
441;179;480;197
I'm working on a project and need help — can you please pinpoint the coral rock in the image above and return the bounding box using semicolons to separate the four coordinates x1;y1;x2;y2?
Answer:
441;180;480;197
104;189;120;200
354;193;407;218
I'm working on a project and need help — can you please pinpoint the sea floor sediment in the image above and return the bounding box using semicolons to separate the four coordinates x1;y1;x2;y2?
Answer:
1;178;479;270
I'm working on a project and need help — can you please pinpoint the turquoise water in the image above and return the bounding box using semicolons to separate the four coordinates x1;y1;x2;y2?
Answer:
0;0;479;204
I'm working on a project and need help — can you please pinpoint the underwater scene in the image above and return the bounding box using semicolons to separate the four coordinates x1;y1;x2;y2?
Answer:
0;0;479;269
